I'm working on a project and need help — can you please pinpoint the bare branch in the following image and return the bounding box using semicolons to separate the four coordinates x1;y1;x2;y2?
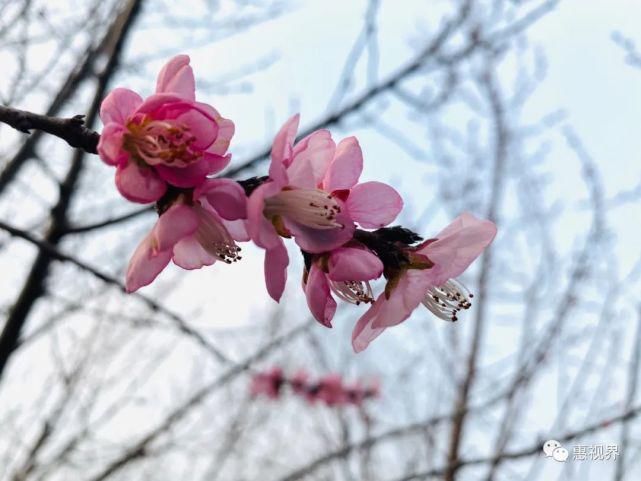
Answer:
394;404;641;481
0;107;99;154
443;56;510;481
614;304;641;481
0;219;230;364
0;0;144;381
86;321;311;481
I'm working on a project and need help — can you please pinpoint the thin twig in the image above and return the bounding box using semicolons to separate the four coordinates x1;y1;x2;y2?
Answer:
63;206;153;234
393;404;641;481
443;57;509;481
0;1;122;196
0;0;146;381
86;321;312;481
614;304;641;481
0;219;230;364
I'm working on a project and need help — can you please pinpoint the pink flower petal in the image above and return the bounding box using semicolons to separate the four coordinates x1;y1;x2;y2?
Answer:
269;157;289;188
284;209;355;254
287;130;335;188
247;182;283;249
206;153;232;174
283;155;314;189
155;54;195;100
135;93;184;115
264;240;289;302
151;204;199;253
115;161;167;204
145;101;218;152
352;270;433;352
222;218;249;242
269;115;298;185
207;118;234;156
323;136;363;191
305;264;337;327
351;297;386;353
372;270;434;328
97;123;127;166
271;114;299;165
100;88;142;125
174;105;218;150
195;178;246;220
194;102;235;156
125;234;172;293
154;153;229;188
346;181;403;229
328;246;383;282
172;235;217;270
420;212;497;285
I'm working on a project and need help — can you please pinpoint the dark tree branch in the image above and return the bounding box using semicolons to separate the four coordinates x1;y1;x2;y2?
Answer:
223;0;557;179
0;1;122;197
86;321;312;481
63;206;153;234
443;60;510;481
614;304;641;481
0;219;230;364
0;106;99;153
392;404;641;481
223;1;473;179
0;0;144;382
274;392;514;481
0;0;557;242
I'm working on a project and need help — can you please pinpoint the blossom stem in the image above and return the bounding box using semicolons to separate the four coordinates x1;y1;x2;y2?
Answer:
0;105;427;283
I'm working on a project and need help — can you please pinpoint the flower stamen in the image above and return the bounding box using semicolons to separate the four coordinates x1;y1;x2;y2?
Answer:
194;205;242;264
124;119;202;166
329;280;374;305
422;279;473;322
264;189;342;229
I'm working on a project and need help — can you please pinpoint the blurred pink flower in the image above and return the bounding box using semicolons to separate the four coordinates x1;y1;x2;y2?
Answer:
303;245;383;327
250;367;284;399
315;374;347;406
352;212;497;352
290;369;310;395
125;178;247;292
248;114;403;302
98;55;234;203
249;368;379;406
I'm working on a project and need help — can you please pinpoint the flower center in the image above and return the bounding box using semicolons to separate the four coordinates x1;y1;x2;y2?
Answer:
194;205;242;264
263;188;342;229
124;119;202;166
329;280;374;305
421;278;473;322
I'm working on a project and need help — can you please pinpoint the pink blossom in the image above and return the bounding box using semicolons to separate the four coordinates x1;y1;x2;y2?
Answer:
303;244;383;328
290;370;310;396
249;368;379;406
250;367;284;399
98;55;234;203
315;374;348;406
248;115;403;302
125;178;247;292
352;212;497;352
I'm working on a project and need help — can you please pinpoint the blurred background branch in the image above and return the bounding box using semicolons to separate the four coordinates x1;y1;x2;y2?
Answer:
0;0;640;480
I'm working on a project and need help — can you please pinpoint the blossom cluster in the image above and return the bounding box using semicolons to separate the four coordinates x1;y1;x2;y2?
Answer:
97;55;497;352
250;367;379;406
